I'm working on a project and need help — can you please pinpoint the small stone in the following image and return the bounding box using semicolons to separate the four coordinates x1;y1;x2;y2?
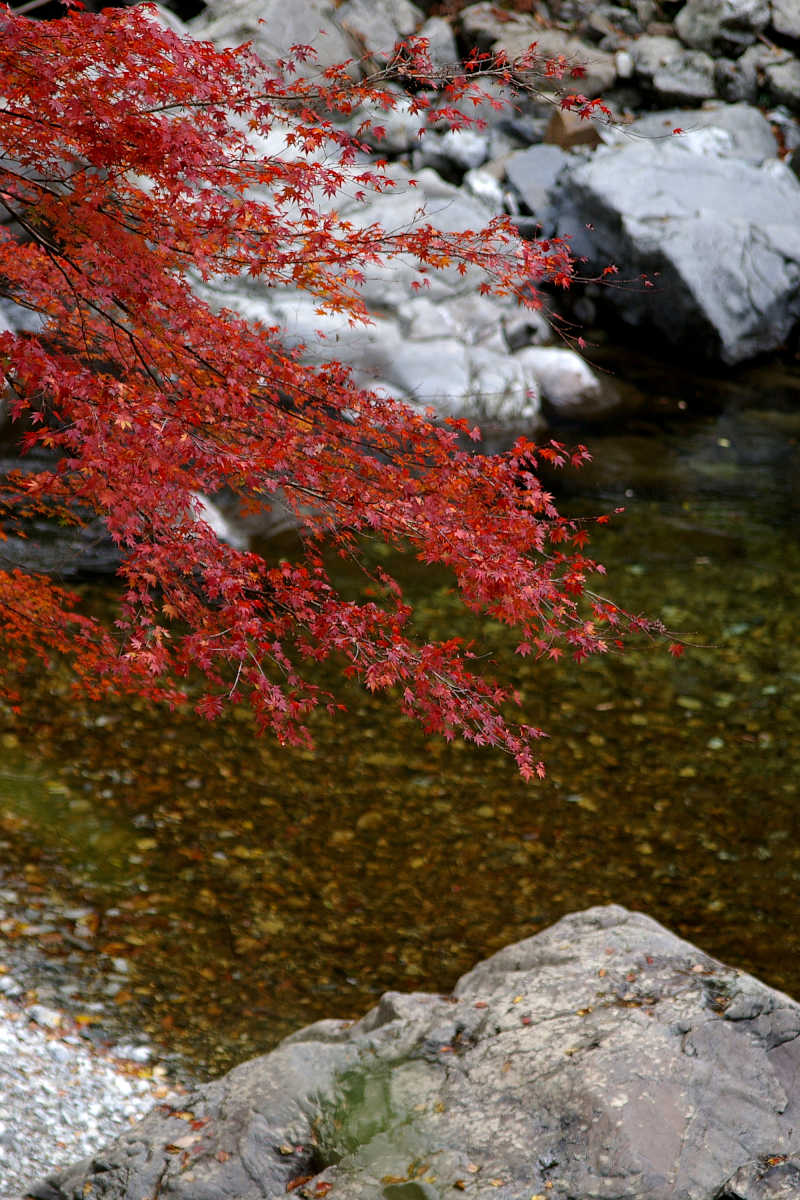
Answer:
28;1004;62;1030
47;1042;73;1064
113;1043;152;1063
0;975;24;998
463;167;504;211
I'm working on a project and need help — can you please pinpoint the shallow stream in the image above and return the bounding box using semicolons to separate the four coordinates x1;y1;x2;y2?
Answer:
1;348;799;1078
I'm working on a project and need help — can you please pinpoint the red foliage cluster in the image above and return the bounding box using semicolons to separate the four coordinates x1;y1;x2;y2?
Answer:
0;4;658;776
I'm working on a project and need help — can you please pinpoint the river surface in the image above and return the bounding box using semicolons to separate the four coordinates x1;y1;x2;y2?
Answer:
0;347;799;1078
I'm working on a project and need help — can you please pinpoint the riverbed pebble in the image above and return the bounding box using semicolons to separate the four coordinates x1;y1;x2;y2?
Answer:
0;993;180;1198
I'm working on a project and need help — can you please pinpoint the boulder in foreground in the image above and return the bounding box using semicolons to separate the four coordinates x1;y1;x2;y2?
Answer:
20;905;800;1200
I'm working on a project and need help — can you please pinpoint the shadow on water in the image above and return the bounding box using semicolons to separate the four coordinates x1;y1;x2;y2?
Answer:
0;349;799;1077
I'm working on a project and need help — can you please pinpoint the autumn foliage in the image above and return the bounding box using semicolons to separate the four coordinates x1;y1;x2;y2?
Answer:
0;3;657;777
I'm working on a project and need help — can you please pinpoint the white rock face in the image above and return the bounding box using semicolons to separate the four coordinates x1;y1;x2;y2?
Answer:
193;158;546;425
514;346;617;418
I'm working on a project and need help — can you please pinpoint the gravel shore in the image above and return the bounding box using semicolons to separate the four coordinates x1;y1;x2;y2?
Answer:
0;988;183;1198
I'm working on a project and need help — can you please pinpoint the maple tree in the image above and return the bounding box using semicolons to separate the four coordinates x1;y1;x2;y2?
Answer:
0;2;665;779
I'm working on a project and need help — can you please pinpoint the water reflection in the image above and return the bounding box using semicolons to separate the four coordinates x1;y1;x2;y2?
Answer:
0;352;798;1077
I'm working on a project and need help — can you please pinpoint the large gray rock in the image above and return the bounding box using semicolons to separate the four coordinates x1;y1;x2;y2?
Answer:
334;0;422;61
675;0;771;54
498;28;618;98
193;0;421;71
617;103;778;163
771;0;800;38
551;132;800;364
504;143;571;215
652;47;717;101
459;9;616;97
632;34;687;81
765;55;800;107
189;0;354;75
20;906;800;1200
459;3;537;52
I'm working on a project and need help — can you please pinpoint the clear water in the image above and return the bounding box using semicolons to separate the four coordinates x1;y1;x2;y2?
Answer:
0;350;798;1077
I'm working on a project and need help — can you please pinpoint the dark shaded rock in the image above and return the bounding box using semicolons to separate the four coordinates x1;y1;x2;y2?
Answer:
716;1156;800;1198
714;47;765;103
20;906;800;1200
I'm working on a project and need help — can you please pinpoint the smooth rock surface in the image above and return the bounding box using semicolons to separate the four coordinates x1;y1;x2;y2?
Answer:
771;0;800;38
20;905;800;1200
616;102;778;163
504;143;571;215
652;47;717;101
334;0;422;61
514;345;621;419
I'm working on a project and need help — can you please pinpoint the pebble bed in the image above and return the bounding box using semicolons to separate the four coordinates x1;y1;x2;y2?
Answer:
0;984;182;1198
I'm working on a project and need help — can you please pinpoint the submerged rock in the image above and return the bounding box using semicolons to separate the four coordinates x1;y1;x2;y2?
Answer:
21;905;800;1200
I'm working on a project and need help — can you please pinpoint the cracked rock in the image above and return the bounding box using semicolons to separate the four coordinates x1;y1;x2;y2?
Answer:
20;905;800;1200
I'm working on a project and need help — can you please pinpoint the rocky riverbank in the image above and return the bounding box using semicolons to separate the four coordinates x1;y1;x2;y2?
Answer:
9;906;800;1200
0;989;182;1198
179;0;800;414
